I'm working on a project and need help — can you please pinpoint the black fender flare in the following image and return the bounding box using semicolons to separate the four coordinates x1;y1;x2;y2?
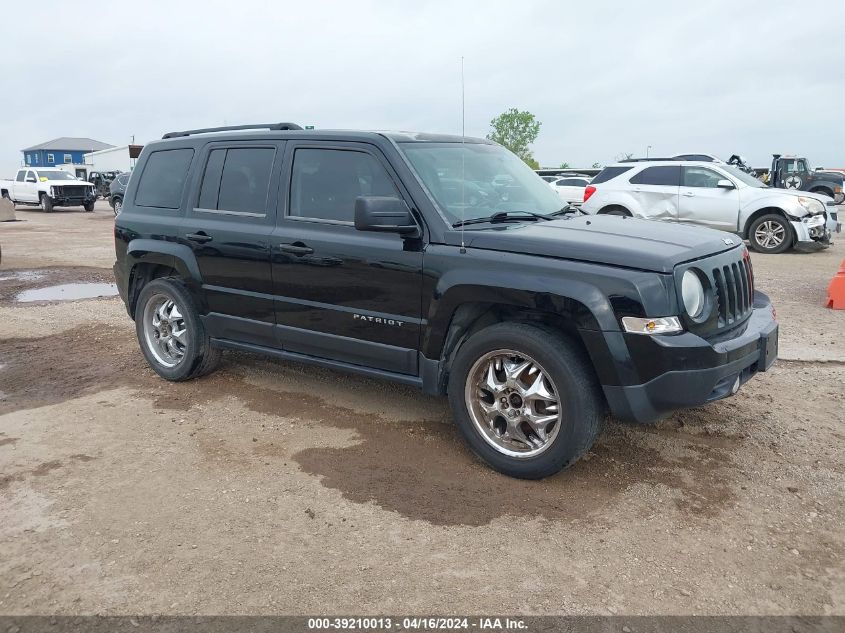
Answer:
420;270;626;386
423;270;619;357
126;239;202;283
123;239;205;316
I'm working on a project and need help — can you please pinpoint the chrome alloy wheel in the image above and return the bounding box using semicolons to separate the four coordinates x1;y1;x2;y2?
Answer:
464;350;562;458
142;294;188;368
755;220;786;249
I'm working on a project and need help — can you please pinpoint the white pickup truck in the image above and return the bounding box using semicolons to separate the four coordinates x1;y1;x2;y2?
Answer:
0;168;97;212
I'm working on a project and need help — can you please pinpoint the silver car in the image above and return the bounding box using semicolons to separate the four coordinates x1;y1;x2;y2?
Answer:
581;160;836;254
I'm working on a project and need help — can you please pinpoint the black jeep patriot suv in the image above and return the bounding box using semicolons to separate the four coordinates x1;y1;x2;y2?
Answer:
114;122;778;479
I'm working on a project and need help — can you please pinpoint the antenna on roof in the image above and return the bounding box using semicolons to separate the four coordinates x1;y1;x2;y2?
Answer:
460;56;467;254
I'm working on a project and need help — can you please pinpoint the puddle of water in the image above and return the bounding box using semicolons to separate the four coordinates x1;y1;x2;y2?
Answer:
16;283;118;303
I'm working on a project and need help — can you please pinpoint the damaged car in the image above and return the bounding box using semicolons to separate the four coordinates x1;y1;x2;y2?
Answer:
581;159;835;253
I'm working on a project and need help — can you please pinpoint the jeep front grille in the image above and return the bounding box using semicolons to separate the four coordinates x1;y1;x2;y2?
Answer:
712;254;754;328
676;247;756;339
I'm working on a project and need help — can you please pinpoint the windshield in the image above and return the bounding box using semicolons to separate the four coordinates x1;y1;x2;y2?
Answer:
721;165;765;188
37;171;79;181
398;142;563;224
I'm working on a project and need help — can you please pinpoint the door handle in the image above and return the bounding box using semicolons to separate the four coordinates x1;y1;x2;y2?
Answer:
682;191;695;197
186;232;213;243
279;243;314;255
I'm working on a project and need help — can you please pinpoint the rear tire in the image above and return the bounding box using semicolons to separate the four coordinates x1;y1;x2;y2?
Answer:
748;213;792;254
135;278;221;381
447;322;605;479
112;197;122;215
40;194;53;213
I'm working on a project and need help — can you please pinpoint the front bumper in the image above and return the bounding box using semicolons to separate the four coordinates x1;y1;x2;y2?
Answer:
791;213;831;250
49;195;96;207
600;291;778;423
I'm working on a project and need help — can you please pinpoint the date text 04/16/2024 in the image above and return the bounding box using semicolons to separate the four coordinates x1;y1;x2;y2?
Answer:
307;617;527;630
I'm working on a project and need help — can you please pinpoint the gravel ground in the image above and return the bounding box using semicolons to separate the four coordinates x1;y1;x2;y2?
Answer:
0;206;843;616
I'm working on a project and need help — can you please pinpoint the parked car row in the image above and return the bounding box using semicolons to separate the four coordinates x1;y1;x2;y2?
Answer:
548;174;592;205
0;167;132;214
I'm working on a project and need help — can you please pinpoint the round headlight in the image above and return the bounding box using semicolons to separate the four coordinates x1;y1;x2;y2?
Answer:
681;270;705;319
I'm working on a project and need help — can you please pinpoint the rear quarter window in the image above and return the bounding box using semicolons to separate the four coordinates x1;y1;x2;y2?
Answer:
135;148;194;209
629;165;681;186
591;166;632;184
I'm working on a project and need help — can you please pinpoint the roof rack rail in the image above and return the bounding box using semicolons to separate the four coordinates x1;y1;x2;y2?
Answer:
162;122;303;139
619;157;679;163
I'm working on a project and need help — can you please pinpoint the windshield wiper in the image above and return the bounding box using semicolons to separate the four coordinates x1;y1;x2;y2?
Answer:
546;205;584;218
452;210;548;228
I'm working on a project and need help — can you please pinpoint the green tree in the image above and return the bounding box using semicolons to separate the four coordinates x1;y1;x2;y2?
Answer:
487;108;541;167
591;162;601;169
559;162;570;169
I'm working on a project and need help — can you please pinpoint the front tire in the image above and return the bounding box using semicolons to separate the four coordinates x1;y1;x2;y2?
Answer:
809;187;833;200
135;278;221;381
40;194;53;213
748;213;792;254
83;201;95;212
447;323;604;479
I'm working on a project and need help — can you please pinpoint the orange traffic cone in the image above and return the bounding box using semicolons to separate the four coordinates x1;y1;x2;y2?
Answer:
827;259;845;309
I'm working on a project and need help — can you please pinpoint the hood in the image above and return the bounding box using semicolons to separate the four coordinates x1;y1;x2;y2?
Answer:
815;169;845;183
42;178;94;186
451;215;740;273
773;187;833;203
797;189;836;205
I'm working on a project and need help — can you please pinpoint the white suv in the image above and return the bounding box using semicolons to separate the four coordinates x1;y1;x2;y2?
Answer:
580;160;838;253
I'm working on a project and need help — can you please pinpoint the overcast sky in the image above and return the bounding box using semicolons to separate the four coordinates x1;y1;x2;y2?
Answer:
1;0;843;176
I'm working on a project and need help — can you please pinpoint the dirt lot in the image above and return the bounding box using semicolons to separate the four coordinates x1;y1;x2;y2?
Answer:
1;205;843;616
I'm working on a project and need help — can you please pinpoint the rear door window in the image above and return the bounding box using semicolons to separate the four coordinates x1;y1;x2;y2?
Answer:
197;147;276;216
15;170;25;182
629;165;681;186
591;166;633;184
135;148;194;209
